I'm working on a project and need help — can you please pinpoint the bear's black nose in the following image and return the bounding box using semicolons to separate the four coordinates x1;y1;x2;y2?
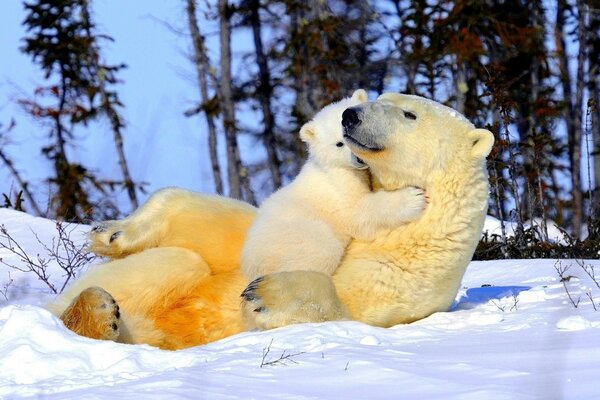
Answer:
342;107;361;130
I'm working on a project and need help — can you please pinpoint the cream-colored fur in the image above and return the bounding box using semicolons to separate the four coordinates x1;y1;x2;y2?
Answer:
241;93;494;329
47;93;493;349
49;189;255;349
241;89;427;280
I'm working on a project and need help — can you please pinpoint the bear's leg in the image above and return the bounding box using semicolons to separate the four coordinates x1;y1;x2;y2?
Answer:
88;188;256;263
60;286;121;341
87;188;185;258
240;271;350;330
48;247;218;347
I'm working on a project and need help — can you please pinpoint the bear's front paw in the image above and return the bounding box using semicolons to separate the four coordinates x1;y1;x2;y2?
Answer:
240;271;349;330
60;286;121;341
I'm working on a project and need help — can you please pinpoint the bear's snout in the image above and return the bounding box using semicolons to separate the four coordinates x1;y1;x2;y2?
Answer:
342;107;361;131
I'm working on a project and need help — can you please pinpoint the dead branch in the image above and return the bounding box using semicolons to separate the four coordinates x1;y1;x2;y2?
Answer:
586;292;598;311
554;260;581;308
1;271;13;301
0;222;95;294
260;339;305;368
575;259;600;290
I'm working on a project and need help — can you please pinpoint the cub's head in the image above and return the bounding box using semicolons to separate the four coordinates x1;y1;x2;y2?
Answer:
300;89;369;169
341;93;494;188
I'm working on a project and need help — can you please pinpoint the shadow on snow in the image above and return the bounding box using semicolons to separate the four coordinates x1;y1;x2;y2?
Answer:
451;285;531;311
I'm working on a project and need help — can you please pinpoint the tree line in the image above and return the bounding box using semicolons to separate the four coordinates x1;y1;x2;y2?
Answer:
1;0;598;254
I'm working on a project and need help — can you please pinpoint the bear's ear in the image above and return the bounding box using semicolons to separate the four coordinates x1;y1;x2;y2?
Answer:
300;122;315;143
376;92;402;105
351;89;368;103
468;129;495;159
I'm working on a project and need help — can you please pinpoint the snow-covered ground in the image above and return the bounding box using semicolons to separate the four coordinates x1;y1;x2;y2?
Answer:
1;208;599;399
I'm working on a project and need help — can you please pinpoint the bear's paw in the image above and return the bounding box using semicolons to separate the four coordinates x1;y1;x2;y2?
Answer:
60;286;121;341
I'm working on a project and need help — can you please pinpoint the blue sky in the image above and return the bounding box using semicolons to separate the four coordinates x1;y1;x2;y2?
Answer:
0;1;594;218
0;1;256;214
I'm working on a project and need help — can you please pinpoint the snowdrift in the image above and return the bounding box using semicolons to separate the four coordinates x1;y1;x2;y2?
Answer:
1;209;599;399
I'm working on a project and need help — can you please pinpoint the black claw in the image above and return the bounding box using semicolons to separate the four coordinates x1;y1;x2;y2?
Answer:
240;276;264;301
115;310;120;319
109;231;122;243
112;323;118;331
92;224;106;233
253;306;265;313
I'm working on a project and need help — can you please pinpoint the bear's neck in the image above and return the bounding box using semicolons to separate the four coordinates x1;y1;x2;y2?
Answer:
392;159;489;296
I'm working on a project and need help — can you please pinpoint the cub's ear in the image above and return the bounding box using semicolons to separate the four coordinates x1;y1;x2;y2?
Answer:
300;122;315;143
468;129;495;159
351;89;368;102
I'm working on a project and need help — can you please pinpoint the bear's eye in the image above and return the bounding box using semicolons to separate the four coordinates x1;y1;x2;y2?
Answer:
336;142;344;147
404;111;417;120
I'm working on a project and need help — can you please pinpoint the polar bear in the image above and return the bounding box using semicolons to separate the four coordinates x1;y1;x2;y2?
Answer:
241;89;426;280
47;93;493;349
241;93;495;329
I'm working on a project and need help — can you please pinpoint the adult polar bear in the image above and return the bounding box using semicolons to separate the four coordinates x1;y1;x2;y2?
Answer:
48;93;494;350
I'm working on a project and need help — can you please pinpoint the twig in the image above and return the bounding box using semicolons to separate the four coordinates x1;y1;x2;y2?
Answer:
490;299;506;312
576;259;600;290
0;222;95;294
586;292;598;311
0;271;13;301
260;339;305;368
0;224;56;293
509;295;519;311
491;294;519;312
554;260;580;308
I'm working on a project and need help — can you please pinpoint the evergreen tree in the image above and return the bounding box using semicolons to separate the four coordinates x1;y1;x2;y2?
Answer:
20;0;138;221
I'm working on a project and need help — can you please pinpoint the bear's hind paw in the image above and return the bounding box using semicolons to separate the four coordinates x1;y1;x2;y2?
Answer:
88;221;129;257
61;286;121;341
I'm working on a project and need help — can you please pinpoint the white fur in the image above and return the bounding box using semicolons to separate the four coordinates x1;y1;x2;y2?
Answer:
241;90;427;280
241;93;495;331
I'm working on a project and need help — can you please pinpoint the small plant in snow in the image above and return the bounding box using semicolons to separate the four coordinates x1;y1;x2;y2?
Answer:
554;259;600;311
554;260;581;308
260;339;305;368
491;294;519;312
0;222;95;295
0;271;13;301
585;292;598;311
576;259;600;311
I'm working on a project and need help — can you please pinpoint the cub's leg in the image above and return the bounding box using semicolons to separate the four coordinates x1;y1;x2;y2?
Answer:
240;271;349;330
60;287;121;341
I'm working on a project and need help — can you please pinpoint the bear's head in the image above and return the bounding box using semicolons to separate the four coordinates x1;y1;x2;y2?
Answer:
300;89;369;169
341;93;494;189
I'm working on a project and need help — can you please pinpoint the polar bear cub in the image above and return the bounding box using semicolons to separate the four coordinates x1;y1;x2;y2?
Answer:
241;89;427;281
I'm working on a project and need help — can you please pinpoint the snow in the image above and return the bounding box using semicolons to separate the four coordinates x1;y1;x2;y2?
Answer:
1;208;599;399
483;215;570;243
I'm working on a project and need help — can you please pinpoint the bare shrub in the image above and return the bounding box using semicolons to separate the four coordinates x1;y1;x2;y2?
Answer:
554;259;600;311
0;221;95;295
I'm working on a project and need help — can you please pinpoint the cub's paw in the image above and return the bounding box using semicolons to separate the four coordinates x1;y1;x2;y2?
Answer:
240;271;349;330
60;286;121;341
88;221;128;257
396;186;428;221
